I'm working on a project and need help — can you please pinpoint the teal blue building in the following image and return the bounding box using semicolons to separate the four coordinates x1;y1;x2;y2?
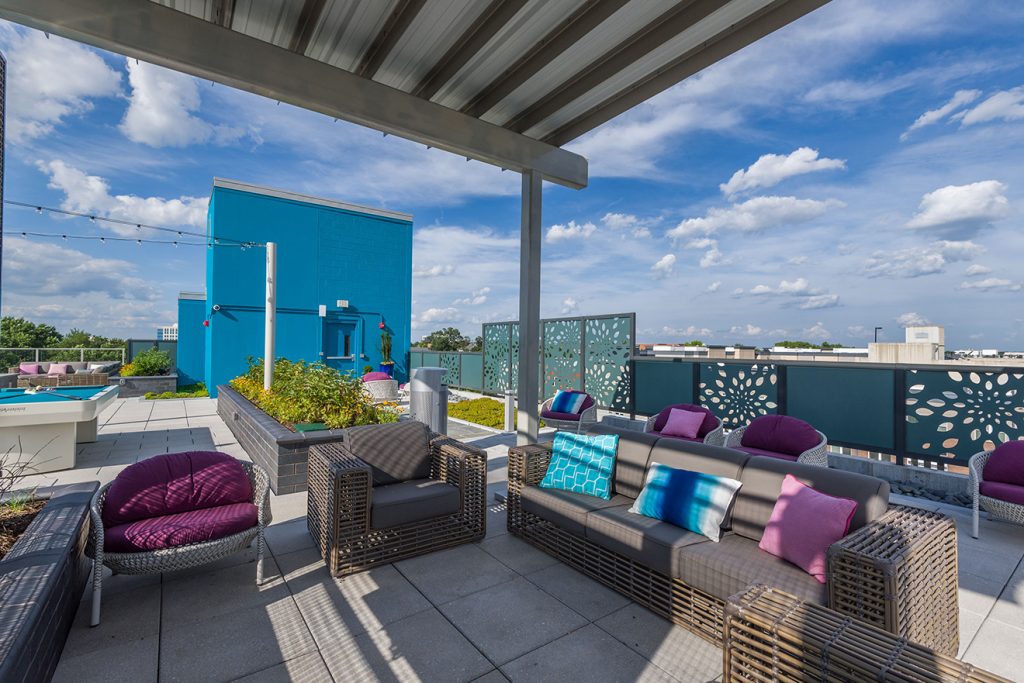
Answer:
177;179;413;397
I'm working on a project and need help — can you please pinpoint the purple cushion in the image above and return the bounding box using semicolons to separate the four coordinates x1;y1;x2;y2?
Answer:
103;451;253;526
661;408;705;439
759;474;857;583
362;372;392;382
980;481;1024;506
984;441;1024;487
649;429;703;444
104;502;258;552
46;363;71;375
541;409;580;421
741;415;821;456
732;445;800;462
652;404;718;438
18;363;43;375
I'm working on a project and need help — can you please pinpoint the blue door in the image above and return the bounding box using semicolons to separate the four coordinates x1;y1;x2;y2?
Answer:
322;320;357;374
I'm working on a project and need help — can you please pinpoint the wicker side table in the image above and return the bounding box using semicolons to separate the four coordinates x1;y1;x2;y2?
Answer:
724;585;1007;683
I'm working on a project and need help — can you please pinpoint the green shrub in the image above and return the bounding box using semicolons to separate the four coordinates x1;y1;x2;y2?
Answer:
145;383;209;400
448;397;542;430
229;358;399;430
122;348;171;376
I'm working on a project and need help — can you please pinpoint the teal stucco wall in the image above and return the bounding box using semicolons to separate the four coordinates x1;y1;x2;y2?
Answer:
196;183;412;397
176;296;207;387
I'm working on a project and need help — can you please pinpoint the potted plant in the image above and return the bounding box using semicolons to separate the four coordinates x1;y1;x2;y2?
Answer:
379;329;394;376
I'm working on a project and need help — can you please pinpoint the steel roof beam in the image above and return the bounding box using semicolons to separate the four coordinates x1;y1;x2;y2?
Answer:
543;0;830;146
411;0;530;100
460;0;628;119
354;0;428;79
0;0;587;189
212;0;235;28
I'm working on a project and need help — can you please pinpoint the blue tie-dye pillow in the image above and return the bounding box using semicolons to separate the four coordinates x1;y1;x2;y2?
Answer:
538;432;619;500
628;462;742;541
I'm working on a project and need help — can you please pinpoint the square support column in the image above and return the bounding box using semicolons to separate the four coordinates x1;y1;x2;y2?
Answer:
516;169;542;445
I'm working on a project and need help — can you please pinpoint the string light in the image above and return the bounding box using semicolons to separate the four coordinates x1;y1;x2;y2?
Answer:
7;230;260;248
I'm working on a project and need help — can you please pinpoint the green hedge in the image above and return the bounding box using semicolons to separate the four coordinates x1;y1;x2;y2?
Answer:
145;383;209;400
448;397;543;430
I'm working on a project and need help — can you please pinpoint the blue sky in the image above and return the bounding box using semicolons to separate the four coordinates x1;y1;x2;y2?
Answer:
2;0;1023;348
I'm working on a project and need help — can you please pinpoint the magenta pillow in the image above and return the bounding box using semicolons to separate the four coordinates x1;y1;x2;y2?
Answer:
980;481;1024;506
362;371;392;382
661;408;706;439
46;363;71;375
103;451;253;526
983;441;1024;487
758;474;858;583
742;415;821;456
19;363;43;375
104;503;258;552
653;404;717;436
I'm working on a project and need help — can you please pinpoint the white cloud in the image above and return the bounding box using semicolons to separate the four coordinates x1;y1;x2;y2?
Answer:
412;307;461;329
705;281;722;293
669;196;843;240
561;297;579;315
803;322;832;339
0;26;122;143
684;237;717;249
960;278;1021;291
546;220;596;243
39;160;208;233
799;294;841;310
601;213;656;238
787;255;808;265
730;324;764;337
747;278;812;296
699;248;726;268
897;312;930;327
453;287;490;306
651;254;676;279
413;264;455;278
965;264;993;276
740;277;840;309
121;60;246;147
654;325;712;339
865;240;983;278
906;180;1009;231
720;148;845;197
901;89;981;139
958;87;1024;127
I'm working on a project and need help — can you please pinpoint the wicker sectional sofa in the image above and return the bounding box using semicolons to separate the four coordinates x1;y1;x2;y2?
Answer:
507;424;959;656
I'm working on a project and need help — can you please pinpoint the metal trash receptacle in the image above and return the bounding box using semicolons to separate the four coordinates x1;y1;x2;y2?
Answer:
410;367;448;433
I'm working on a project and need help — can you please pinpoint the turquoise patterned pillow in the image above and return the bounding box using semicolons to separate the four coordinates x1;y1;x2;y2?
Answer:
538;432;619;500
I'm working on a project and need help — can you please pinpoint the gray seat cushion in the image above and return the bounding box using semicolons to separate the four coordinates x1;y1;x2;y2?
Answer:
585;505;708;576
346;421;432;486
731;457;890;542
520;486;631;536
676;534;827;604
586;424;659;498
370;479;460;529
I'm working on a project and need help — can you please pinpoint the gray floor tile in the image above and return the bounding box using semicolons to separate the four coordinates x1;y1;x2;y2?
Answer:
479;533;559;575
161;555;286;629
439;577;588;666
501;624;677;683
231;652;332;682
962;618;1024;681
395;543;516;605
265;519;315;557
62;583;161;659
160;598;317;683
472;670;510;683
959;608;986;658
958;571;1006;616
596;604;723;682
524;563;630;621
319;608;493;683
53;634;159;683
485;503;508;538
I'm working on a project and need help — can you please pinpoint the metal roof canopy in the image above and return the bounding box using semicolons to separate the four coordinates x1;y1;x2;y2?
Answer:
0;0;827;190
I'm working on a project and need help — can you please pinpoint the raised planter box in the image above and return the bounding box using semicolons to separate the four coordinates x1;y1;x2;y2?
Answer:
216;384;348;494
0;482;98;682
109;374;178;398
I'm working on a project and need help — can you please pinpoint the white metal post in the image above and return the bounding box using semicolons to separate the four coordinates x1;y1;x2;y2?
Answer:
517;170;542;445
263;242;277;391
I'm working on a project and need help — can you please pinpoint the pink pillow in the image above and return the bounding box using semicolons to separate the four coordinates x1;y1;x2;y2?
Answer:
19;363;43;375
661;407;706;439
47;363;71;375
758;474;857;583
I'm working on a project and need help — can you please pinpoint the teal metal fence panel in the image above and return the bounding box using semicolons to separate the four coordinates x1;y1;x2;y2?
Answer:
699;362;778;427
584;316;634;411
460;353;484;391
422;352;440;369
483;323;512;393
439;352;460;386
409;351;423;369
634;359;694;416
787;366;895;451
543;319;582;397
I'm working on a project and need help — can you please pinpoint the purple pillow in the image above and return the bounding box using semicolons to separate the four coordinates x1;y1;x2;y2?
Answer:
984;441;1024;487
47;363;71;375
759;474;857;583
741;415;821;456
362;372;392;382
980;481;1024;506
103;451;253;526
653;404;717;437
661;408;706;439
19;363;43;375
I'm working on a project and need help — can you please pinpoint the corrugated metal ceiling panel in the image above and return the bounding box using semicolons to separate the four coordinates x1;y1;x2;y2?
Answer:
303;0;397;70
230;0;304;48
150;0;215;22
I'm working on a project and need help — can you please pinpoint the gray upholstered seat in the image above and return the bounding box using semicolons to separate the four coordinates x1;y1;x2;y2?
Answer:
520;486;631;536
675;534;827;604
370;478;461;529
585;504;708;576
586;424;658;498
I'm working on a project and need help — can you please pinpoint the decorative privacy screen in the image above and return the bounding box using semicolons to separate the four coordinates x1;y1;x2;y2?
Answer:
699;362;778;427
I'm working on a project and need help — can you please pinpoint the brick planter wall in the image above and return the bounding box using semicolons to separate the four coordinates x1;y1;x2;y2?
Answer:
216;384;348;494
0;482;98;682
109;374;178;398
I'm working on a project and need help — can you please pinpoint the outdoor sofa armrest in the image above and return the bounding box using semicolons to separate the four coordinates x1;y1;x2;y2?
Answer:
968;450;990;491
724;425;746;448
643;415;658;433
506;442;554;531
429;433;487;516
826;504;959;656
308;442;373;537
703;423;726;446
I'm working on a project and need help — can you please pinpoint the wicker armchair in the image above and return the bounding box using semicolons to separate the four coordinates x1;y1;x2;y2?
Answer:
643;404;725;446
539;394;598;433
364;378;399;403
307;432;487;576
969;449;1024;538
87;458;271;626
726;423;829;467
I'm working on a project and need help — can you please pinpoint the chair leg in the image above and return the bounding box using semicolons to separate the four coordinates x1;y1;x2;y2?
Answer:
256;528;266;585
972;500;980;539
90;558;103;627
